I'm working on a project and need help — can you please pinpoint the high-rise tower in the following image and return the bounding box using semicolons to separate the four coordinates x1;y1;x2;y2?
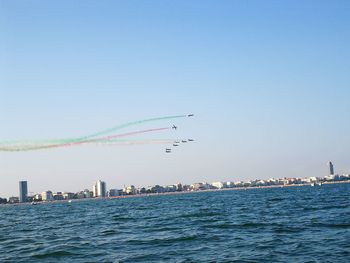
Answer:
19;181;28;203
328;161;334;176
93;180;106;198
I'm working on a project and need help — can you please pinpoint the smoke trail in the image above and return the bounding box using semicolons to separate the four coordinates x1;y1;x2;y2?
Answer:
0;115;186;147
0;127;171;152
0;139;176;151
43;127;171;149
85;139;175;146
78;115;186;141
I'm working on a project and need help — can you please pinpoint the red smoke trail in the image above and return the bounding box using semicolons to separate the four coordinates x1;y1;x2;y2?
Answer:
11;127;171;151
61;127;171;147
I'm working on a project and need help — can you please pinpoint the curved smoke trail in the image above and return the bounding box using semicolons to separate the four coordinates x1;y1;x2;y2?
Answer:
78;115;186;141
0;114;187;149
0;127;171;152
41;127;171;150
93;139;175;146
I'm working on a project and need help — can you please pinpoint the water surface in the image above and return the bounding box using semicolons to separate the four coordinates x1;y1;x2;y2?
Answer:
1;183;349;262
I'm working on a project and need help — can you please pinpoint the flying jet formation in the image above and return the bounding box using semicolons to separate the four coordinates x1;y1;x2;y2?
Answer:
163;113;195;154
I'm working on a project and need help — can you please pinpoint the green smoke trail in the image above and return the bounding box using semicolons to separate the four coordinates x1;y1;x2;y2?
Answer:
79;115;186;141
0;114;186;147
0;125;179;152
0;139;177;152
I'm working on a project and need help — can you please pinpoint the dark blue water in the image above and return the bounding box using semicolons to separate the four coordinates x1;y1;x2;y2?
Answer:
1;183;349;262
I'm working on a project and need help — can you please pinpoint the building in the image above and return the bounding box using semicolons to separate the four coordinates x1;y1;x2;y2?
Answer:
53;192;64;200
19;181;28;203
92;184;97;197
147;185;165;193
108;189;119;197
212;182;224;189
191;183;210;191
176;183;183;192
328;161;335;176
93;180;106;197
125;185;136;195
41;191;54;201
62;192;74;200
97;180;106;197
138;187;146;194
224;182;234;188
165;185;176;192
84;189;92;198
8;197;19;203
33;194;42;202
109;189;124;197
182;184;191;191
76;191;85;199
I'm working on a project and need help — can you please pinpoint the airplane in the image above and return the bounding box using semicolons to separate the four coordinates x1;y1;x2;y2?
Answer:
181;140;187;143
172;125;177;130
188;139;195;142
174;141;180;144
166;148;172;151
173;144;179;147
188;114;194;117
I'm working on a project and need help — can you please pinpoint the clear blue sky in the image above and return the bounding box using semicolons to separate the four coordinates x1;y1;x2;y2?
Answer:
1;0;349;197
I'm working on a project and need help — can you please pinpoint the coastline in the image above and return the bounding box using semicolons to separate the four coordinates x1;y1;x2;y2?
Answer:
2;180;350;207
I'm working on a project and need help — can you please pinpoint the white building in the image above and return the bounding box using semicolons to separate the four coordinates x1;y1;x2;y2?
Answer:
93;180;106;197
41;191;54;201
212;182;224;189
92;184;97;197
125;185;136;195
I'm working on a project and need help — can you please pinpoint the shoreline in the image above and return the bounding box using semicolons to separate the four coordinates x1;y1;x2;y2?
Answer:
1;180;350;207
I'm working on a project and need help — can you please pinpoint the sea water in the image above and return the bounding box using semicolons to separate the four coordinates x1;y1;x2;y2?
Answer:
0;183;349;262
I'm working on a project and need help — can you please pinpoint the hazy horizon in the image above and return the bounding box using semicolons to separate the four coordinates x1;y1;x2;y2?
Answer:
1;0;350;197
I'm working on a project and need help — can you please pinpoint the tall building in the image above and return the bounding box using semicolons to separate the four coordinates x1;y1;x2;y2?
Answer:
19;181;28;203
98;180;106;197
93;180;106;197
328;161;335;176
92;184;97;197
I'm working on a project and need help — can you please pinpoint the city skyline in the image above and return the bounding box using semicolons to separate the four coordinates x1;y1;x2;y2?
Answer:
1;0;350;197
2;160;348;200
